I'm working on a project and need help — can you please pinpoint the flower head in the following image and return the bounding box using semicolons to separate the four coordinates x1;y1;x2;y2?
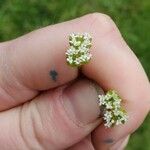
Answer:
98;90;128;128
66;33;92;67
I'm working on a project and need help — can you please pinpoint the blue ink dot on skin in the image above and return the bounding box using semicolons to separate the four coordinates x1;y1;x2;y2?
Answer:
49;70;58;81
104;139;114;144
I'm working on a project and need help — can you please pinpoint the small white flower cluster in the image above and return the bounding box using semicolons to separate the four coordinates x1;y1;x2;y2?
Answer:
66;33;92;67
98;90;128;128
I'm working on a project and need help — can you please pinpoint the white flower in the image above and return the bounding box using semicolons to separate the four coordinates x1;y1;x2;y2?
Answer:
66;57;73;64
105;94;112;100
98;95;105;106
105;102;113;109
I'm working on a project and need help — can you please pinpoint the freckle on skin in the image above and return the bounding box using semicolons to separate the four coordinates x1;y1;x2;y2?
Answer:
104;138;114;144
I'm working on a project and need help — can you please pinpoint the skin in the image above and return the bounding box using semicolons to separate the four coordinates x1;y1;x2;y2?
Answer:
0;13;149;149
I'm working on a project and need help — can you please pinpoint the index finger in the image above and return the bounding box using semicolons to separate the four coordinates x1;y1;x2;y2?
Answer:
0;13;106;110
0;14;95;110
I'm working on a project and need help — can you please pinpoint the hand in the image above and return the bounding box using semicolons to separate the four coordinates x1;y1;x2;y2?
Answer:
0;13;149;150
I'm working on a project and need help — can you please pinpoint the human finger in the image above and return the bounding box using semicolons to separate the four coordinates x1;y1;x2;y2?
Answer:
0;79;103;150
80;13;150;148
68;135;95;150
0;14;96;110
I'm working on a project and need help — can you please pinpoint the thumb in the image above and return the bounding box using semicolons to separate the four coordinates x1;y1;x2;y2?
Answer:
0;79;103;150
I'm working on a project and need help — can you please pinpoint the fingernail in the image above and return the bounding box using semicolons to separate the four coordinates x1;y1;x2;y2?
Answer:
63;79;103;125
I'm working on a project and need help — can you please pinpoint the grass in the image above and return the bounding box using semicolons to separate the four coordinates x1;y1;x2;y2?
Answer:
0;0;150;149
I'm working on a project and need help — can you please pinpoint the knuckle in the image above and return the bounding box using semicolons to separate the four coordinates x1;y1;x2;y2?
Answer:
85;12;117;34
19;102;45;150
90;12;112;22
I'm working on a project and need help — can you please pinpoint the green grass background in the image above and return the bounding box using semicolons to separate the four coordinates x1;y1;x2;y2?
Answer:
0;0;150;149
